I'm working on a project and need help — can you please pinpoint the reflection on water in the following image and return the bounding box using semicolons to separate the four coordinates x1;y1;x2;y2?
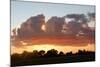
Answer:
11;43;95;54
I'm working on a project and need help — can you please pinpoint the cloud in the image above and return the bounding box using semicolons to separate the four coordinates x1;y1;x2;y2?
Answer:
62;14;87;35
87;13;95;30
88;13;95;21
66;21;83;35
62;13;95;36
64;14;88;23
45;16;65;34
11;14;95;47
16;14;45;38
12;13;95;38
11;35;95;47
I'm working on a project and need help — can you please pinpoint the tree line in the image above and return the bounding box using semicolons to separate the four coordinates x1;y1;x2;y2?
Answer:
11;49;95;66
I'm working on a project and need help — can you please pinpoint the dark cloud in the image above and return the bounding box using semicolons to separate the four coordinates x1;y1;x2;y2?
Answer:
16;14;45;38
12;13;95;38
63;14;87;36
82;28;95;37
64;14;88;23
11;13;95;47
12;28;16;36
88;13;95;21
87;13;95;30
45;16;65;34
62;13;95;36
66;21;83;35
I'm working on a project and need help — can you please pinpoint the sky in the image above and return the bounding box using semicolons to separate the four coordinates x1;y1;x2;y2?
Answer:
11;1;95;54
11;1;95;29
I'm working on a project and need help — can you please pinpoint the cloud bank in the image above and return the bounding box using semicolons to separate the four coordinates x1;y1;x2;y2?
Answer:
11;13;95;47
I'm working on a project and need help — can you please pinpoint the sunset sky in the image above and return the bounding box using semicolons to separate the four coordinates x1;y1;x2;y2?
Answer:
11;1;95;54
11;43;95;54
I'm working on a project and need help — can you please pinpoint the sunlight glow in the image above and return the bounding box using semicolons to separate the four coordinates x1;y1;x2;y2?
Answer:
41;24;46;31
11;44;95;54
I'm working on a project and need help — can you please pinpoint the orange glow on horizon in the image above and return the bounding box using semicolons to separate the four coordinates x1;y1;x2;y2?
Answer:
11;44;95;54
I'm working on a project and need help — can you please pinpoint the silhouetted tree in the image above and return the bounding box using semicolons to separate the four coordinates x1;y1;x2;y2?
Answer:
38;50;45;56
32;50;39;57
11;53;21;61
59;51;65;56
45;49;58;57
21;51;29;59
78;50;83;54
66;51;72;56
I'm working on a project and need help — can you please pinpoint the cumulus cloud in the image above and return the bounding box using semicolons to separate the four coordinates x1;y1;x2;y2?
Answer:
62;13;95;36
64;14;88;23
16;14;45;38
45;16;65;34
88;13;95;21
11;13;95;47
12;13;95;38
87;13;95;30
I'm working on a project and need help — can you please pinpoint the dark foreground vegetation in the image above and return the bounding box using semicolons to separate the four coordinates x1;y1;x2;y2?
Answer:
11;49;95;66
